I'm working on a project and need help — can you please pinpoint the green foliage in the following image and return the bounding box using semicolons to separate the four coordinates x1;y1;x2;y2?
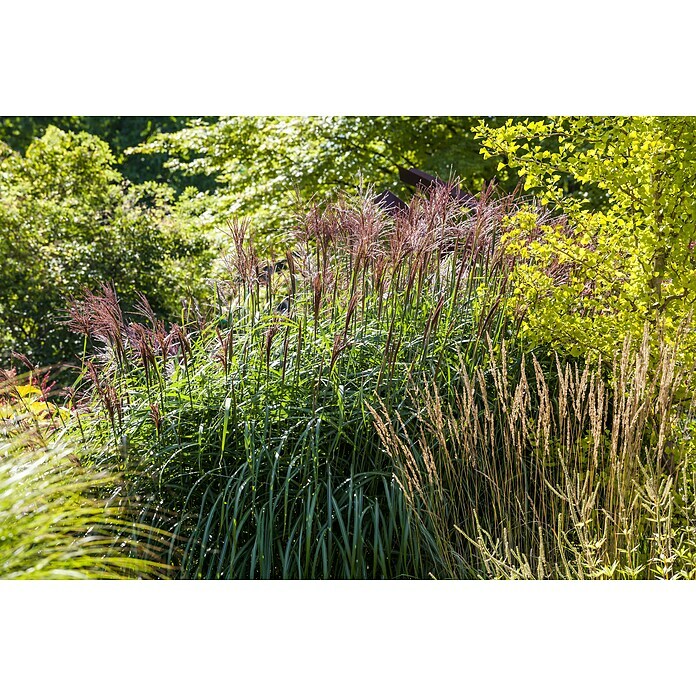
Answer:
0;116;215;190
477;117;696;361
3;116;695;581
134;116;512;249
0;117;84;152
0;126;214;367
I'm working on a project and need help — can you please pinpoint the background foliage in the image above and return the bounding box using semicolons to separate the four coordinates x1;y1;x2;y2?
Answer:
133;116;514;248
0;116;216;190
0;125;214;367
477;116;696;362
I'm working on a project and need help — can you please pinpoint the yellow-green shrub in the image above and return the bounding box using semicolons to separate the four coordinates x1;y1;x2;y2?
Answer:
477;117;696;363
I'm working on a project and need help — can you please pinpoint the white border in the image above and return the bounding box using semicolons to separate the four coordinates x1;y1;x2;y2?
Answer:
2;580;695;695
2;1;695;114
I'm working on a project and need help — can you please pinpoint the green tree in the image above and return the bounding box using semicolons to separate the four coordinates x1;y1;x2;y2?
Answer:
0;117;83;151
0;126;213;367
477;117;696;361
134;116;512;249
0;116;216;191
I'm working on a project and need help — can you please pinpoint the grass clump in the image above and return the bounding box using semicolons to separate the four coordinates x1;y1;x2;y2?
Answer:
69;184;522;578
372;331;696;579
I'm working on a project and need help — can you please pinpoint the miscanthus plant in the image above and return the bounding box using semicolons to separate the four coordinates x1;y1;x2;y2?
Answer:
0;374;170;579
69;184;525;579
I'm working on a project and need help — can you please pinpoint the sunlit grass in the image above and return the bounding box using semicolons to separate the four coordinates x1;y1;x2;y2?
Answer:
0;431;170;579
0;374;171;579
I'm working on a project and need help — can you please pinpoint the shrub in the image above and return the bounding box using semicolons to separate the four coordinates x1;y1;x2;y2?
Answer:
0;126;214;368
476;117;696;364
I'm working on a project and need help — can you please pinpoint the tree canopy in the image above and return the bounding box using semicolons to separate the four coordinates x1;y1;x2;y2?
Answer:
133;116;512;248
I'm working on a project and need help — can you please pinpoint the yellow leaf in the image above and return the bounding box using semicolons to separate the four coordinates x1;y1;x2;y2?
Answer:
15;385;42;398
28;401;52;416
